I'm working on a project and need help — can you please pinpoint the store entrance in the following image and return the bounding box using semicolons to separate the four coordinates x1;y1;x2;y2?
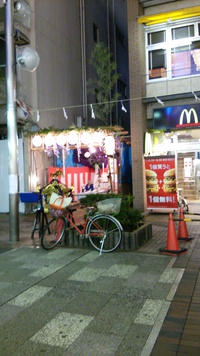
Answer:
177;150;200;203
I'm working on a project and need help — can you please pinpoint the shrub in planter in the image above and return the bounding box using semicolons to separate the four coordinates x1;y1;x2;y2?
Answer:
80;194;144;231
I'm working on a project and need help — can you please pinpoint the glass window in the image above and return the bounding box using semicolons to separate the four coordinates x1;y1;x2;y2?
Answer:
149;49;166;69
118;79;127;96
171;45;191;78
116;26;125;47
146;20;200;81
172;25;194;40
148;49;166;79
93;23;99;43
148;31;165;45
191;41;200;73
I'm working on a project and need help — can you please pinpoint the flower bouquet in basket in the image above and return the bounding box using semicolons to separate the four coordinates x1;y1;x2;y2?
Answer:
49;192;72;217
41;178;71;216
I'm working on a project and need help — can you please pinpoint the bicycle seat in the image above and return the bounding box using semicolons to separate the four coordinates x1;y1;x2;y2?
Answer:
86;206;96;212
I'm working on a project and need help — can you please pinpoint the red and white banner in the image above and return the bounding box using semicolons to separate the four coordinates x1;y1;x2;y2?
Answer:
48;167;92;195
16;100;31;118
144;155;178;210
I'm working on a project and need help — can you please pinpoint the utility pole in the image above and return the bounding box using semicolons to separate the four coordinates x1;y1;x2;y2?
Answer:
5;0;19;242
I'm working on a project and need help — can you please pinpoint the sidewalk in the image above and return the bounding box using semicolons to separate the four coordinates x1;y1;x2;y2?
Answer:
0;208;199;355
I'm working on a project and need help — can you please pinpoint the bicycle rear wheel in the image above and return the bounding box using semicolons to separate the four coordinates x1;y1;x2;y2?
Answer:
181;198;189;213
86;214;122;253
41;216;66;250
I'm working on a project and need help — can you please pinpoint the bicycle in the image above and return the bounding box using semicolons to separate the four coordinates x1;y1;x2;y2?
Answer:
177;186;189;213
41;199;123;254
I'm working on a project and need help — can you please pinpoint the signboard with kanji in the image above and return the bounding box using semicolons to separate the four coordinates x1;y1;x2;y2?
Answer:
144;155;178;210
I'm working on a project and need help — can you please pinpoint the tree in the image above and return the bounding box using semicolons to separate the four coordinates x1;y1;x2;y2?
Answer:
87;42;120;125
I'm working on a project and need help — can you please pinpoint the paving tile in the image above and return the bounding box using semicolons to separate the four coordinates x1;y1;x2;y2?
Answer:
68;266;106;282
0;212;200;354
134;299;165;326
8;285;52;307
31;312;93;348
65;330;123;356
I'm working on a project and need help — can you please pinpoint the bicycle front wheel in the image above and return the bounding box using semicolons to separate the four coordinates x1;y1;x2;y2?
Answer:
86;214;122;253
41;216;66;250
181;199;189;213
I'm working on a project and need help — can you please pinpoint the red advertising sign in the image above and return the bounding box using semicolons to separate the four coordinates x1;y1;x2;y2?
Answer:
144;156;178;210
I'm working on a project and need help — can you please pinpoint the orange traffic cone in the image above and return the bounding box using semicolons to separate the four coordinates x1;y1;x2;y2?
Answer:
178;207;193;241
159;213;187;256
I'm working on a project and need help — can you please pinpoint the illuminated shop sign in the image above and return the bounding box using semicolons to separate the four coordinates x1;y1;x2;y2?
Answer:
153;103;200;129
144;155;177;210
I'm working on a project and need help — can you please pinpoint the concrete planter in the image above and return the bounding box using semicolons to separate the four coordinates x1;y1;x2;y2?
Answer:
64;223;152;251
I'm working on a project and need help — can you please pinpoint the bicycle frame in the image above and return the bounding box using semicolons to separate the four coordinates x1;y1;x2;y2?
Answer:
65;208;113;238
65;208;89;235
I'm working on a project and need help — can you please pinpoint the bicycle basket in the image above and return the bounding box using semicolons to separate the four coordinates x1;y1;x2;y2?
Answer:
97;198;121;214
49;207;66;218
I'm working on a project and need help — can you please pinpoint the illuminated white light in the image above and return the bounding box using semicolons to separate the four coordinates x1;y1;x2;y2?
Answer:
81;132;91;145
67;131;79;145
92;131;104;144
84;152;90;158
90;147;96;154
44;134;55;147
104;136;115;155
32;135;42;147
56;134;67;146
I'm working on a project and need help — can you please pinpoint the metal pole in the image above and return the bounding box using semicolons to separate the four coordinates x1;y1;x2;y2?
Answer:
5;0;19;242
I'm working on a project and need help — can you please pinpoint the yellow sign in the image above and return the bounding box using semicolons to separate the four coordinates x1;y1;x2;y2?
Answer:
179;108;198;125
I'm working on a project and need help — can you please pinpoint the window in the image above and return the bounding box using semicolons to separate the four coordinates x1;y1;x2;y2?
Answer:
116;25;125;47
148;30;165;45
146;20;200;81
149;49;166;78
118;79;127;97
171;25;194;40
93;23;99;43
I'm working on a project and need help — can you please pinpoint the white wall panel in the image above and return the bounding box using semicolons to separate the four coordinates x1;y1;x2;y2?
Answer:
0;139;25;213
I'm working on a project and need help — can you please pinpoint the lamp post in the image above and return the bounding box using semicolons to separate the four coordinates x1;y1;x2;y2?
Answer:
5;0;19;242
4;0;39;242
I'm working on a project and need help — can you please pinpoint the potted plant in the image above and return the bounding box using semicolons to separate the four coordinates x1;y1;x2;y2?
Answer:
80;193;144;231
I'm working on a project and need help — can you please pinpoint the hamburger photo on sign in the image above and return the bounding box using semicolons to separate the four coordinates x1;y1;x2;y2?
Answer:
162;168;176;193
145;169;159;193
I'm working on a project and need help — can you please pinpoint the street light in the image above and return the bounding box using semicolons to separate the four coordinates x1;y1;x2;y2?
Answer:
17;46;40;72
5;0;39;242
14;0;31;22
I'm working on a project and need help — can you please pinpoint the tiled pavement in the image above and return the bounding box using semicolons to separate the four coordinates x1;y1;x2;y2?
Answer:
0;204;200;355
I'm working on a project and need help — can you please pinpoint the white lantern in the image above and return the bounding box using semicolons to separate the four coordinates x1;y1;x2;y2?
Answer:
80;132;91;145
56;134;67;147
67;131;79;145
32;135;43;148
44;134;55;147
92;131;104;145
104;136;115;155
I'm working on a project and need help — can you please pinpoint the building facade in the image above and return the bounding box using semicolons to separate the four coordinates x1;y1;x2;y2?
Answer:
0;0;129;212
127;0;200;210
